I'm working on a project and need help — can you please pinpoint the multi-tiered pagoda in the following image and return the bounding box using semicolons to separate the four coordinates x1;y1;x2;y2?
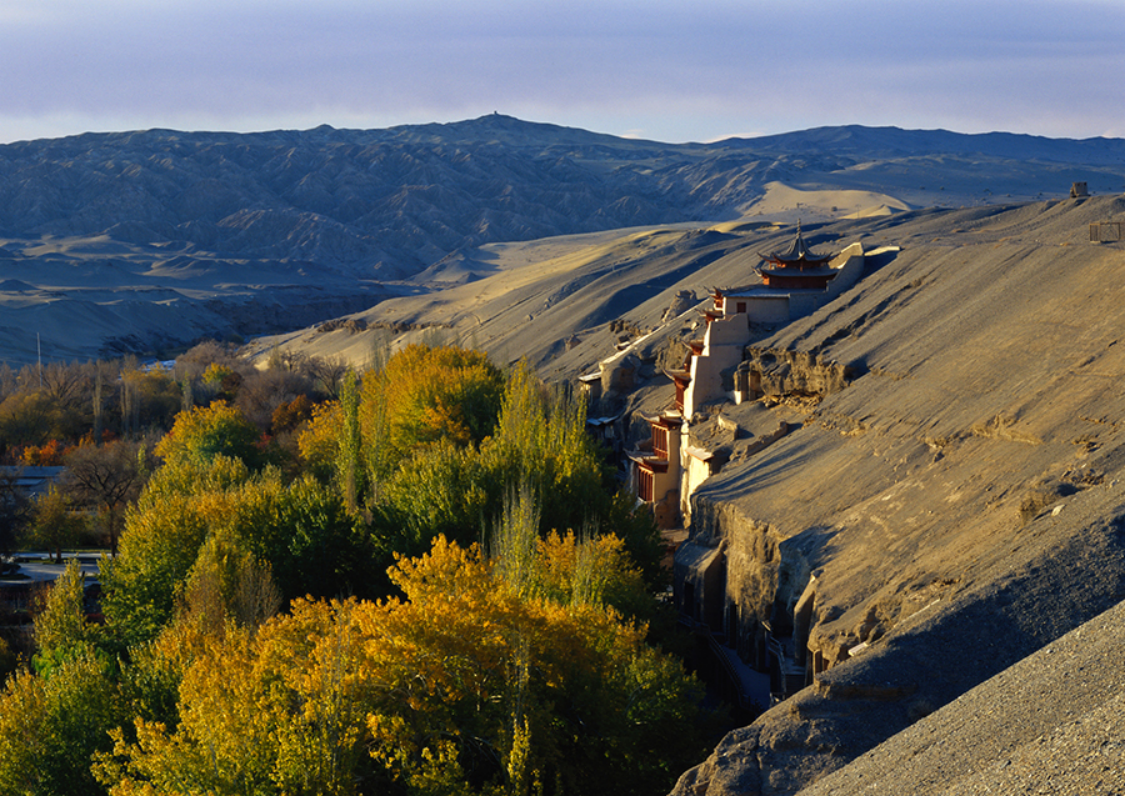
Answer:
755;222;836;290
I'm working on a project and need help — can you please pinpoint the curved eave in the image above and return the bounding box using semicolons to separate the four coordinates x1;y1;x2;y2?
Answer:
758;254;835;267
759;266;838;278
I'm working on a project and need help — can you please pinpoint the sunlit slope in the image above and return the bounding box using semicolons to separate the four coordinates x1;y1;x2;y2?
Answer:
676;195;1125;793
244;220;781;370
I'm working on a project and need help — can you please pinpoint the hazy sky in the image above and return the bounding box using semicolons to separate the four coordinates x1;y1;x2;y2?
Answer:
2;0;1123;144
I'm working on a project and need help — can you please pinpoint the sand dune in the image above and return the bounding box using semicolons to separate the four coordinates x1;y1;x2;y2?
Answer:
743;181;914;221
841;203;904;218
243;221;757;371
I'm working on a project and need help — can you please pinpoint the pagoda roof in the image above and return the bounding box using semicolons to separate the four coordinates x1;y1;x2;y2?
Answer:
759;222;833;266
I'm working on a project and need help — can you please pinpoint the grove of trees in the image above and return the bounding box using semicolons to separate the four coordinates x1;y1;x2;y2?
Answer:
0;342;723;795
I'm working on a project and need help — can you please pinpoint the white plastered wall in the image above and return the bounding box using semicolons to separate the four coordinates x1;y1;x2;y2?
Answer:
684;314;747;417
680;446;716;524
824;242;865;297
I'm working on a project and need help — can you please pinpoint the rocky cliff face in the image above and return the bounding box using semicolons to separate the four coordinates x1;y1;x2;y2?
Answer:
672;195;1125;793
739;348;855;400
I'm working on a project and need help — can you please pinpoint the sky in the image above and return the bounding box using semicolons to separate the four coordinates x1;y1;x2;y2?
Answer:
1;0;1123;145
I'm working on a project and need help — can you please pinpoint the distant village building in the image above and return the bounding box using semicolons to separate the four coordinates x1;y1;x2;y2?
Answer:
1071;181;1089;198
0;466;65;499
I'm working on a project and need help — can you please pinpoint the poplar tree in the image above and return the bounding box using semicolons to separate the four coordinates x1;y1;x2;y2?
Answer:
336;370;365;514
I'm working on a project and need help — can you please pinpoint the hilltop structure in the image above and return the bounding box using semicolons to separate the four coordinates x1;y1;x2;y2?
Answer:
676;228;864;420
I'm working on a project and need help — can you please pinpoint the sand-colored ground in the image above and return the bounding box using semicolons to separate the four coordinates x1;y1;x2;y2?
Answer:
242;191;1125;795
671;194;1125;794
804;596;1125;794
244;186;1115;383
5;120;1125;794
742;181;913;221
242;220;753;371
2;117;1120;368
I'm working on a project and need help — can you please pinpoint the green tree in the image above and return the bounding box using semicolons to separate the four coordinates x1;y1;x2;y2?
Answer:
94;535;714;795
362;343;504;472
99;456;250;646
28;486;86;564
155;400;265;469
336;370;365;513
1;561;122;797
481;361;665;586
0;637;16;686
119;365;181;437
238;474;372;602
31;559;100;675
296;399;339;477
0;651;122;796
0;391;60;451
364;358;662;591
0;470;32;557
484;361;606;532
101;455;373;648
375;439;491;557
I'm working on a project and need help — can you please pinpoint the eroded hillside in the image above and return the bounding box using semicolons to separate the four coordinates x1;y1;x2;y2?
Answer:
674;196;1125;793
4;117;1124;364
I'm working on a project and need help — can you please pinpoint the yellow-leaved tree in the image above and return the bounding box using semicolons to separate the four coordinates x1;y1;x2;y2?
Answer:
370;343;504;467
0;560;124;796
94;531;716;795
154;400;265;469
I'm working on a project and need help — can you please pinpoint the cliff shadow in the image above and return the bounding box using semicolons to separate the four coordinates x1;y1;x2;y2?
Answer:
703;431;825;504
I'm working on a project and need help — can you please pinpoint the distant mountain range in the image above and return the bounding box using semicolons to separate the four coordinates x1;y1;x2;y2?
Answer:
4;115;1124;276
0;115;1122;362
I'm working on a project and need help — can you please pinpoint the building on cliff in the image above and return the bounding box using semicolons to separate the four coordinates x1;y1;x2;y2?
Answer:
624;227;865;532
755;221;837;289
609;227;875;708
626;410;684;529
671;227;864;421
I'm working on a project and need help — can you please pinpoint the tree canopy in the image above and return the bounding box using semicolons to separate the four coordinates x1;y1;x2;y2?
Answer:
0;343;710;795
90;535;715;795
154;401;265;470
